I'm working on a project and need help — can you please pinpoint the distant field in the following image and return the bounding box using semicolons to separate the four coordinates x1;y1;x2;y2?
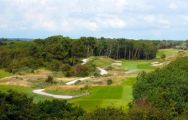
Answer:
70;77;136;111
88;56;114;67
122;60;154;72
156;49;179;58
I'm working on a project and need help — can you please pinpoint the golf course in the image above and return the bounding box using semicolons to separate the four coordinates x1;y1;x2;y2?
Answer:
0;48;184;111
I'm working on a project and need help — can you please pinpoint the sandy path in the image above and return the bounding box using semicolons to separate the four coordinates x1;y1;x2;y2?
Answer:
97;67;108;75
81;58;89;65
65;77;90;85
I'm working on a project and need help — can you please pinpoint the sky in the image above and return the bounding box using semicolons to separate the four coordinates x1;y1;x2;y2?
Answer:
0;0;188;40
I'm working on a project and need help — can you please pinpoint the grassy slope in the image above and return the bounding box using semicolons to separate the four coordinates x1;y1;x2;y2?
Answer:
156;49;179;58
88;56;114;67
70;77;136;111
0;69;11;79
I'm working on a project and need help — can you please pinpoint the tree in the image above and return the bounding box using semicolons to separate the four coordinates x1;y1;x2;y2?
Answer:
38;100;85;120
0;91;37;120
133;57;188;118
45;75;54;83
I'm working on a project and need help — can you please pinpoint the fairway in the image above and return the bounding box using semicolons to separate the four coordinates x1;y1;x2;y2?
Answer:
70;77;136;111
122;60;155;72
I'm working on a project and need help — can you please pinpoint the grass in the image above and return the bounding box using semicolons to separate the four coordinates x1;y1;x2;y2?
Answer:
122;60;155;72
0;85;52;102
70;77;136;111
156;49;179;58
88;56;114;67
0;69;11;79
45;86;88;96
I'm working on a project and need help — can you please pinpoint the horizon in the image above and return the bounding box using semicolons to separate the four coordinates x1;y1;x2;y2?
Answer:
0;35;187;41
1;0;188;40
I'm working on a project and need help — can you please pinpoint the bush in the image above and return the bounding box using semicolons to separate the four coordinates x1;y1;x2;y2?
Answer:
45;75;54;83
80;107;126;120
107;79;113;85
38;100;85;120
160;54;166;59
0;91;37;120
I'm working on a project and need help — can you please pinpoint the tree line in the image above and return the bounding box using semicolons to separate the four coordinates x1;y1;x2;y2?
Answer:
0;35;158;73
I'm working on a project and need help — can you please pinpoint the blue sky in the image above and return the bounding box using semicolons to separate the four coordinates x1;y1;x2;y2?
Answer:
0;0;188;40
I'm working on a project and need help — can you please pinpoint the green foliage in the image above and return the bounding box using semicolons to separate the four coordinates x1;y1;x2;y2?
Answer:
160;54;166;59
0;90;37;120
38;100;85;120
45;75;54;83
133;57;188;118
127;99;170;120
0;91;85;120
0;36;158;75
80;107;126;120
107;79;113;85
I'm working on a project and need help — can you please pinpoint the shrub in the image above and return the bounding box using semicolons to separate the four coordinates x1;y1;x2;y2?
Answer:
107;79;113;85
45;75;54;83
80;107;126;120
160;54;166;59
0;91;37;120
38;100;85;120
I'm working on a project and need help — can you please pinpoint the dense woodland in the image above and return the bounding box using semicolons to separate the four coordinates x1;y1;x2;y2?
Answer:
0;35;159;74
132;57;188;119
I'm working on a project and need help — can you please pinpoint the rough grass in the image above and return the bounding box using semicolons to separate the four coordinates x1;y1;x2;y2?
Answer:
0;69;11;79
45;85;88;96
70;77;136;111
88;56;114;67
156;49;179;58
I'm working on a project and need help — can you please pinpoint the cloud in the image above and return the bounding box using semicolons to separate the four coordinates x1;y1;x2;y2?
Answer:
0;0;188;39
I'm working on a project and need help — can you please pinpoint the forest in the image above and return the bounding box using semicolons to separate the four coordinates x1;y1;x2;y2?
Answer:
0;36;158;74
